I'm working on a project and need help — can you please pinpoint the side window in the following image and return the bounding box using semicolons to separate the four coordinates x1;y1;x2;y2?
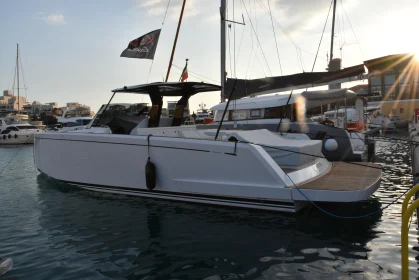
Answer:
232;110;247;120
1;129;10;134
6;126;18;131
214;110;228;122
250;109;262;118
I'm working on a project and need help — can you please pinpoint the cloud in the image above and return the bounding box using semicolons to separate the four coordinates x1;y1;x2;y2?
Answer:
273;0;359;36
135;0;359;34
136;0;200;19
35;12;66;25
138;0;162;7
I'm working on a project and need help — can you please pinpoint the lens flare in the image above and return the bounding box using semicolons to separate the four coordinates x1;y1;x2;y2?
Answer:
296;96;308;133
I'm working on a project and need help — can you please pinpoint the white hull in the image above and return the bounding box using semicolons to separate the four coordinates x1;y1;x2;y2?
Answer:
0;133;34;144
35;128;381;213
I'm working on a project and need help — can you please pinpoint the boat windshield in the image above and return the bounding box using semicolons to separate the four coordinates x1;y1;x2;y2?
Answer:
76;119;92;126
16;125;37;129
62;122;82;127
91;103;149;132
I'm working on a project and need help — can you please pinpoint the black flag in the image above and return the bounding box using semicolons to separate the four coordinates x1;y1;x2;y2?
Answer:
120;29;161;60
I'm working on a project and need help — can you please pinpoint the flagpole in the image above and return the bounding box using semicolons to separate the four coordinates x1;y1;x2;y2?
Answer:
220;0;226;102
165;0;187;82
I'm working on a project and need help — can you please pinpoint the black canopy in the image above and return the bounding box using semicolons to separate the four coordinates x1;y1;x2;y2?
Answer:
111;82;221;128
112;82;221;96
224;64;365;100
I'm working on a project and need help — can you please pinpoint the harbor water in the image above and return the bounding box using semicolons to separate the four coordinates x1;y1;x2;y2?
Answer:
0;134;418;279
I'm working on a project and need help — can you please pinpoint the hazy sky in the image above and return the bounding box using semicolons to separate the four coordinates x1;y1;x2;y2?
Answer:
0;0;418;113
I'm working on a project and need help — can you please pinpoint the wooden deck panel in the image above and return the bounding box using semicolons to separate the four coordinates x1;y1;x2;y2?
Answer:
297;162;382;191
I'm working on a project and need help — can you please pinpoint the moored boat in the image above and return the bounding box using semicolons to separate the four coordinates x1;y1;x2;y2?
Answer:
0;117;42;144
34;82;382;213
199;89;369;162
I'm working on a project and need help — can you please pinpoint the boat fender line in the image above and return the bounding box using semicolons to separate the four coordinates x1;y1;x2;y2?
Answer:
145;134;156;191
2;135;5;140
14;134;17;139
8;135;11;139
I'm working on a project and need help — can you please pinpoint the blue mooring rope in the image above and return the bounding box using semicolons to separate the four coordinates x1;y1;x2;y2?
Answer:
286;175;419;219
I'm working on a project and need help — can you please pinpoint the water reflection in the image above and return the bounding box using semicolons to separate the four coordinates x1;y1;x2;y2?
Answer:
33;173;386;279
0;134;417;279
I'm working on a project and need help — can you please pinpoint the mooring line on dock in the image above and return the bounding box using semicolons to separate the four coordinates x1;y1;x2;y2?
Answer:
0;144;26;176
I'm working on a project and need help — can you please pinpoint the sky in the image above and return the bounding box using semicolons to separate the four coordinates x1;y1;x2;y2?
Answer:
0;0;418;114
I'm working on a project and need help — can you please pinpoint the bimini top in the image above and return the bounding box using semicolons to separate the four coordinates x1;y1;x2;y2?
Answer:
112;82;221;96
301;88;355;101
211;88;357;111
211;93;301;111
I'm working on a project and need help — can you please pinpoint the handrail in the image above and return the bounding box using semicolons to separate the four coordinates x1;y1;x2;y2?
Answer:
402;184;419;216
401;184;419;279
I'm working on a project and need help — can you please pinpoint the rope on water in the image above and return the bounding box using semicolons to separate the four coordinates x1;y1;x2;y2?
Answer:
285;175;419;219
0;143;26;176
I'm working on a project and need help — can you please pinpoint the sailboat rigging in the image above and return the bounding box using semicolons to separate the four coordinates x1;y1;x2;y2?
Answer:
222;0;367;100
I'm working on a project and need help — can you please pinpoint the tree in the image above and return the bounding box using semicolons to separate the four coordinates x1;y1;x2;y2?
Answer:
39;112;58;125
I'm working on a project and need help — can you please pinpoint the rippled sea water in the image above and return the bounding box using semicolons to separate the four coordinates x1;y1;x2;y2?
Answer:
0;134;418;279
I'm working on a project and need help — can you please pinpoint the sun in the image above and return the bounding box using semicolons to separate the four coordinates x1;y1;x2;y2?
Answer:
414;53;419;62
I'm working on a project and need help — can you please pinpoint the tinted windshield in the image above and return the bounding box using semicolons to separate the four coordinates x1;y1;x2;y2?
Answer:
62;122;81;127
17;125;37;129
76;119;91;125
92;103;149;127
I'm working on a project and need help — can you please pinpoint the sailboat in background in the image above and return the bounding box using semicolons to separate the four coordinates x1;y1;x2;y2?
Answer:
0;44;43;145
198;0;374;162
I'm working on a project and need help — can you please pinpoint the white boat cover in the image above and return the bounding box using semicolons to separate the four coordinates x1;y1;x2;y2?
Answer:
210;129;323;167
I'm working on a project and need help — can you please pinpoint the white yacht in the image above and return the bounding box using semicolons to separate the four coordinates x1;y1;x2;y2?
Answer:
194;103;212;124
34;82;381;213
322;106;396;134
0;116;43;144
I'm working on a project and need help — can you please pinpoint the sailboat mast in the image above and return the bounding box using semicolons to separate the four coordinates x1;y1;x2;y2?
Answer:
165;0;187;82
329;0;337;65
16;43;20;114
220;0;226;103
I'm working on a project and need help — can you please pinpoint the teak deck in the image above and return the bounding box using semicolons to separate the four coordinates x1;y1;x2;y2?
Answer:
297;162;382;191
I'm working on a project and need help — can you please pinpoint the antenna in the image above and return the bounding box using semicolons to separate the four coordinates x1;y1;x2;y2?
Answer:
16;44;20;114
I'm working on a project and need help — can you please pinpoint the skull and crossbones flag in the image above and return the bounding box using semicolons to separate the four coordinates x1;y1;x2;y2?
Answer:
120;29;161;60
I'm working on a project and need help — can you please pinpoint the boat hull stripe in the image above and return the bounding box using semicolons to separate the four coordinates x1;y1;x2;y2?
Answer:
59;180;295;208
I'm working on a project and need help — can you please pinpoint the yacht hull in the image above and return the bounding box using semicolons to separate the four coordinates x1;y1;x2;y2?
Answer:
34;131;380;213
35;131;308;212
0;133;34;144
